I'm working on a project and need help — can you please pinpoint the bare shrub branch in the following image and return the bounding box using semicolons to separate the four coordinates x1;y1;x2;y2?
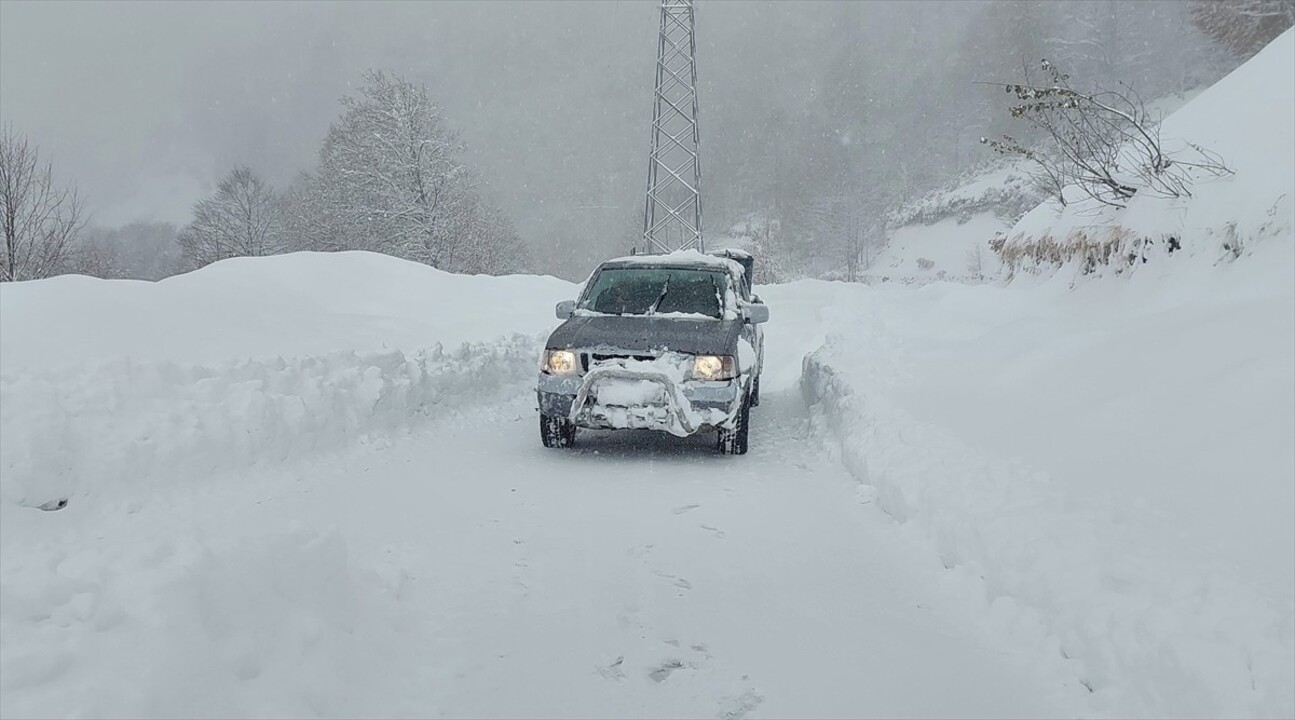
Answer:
978;59;1232;210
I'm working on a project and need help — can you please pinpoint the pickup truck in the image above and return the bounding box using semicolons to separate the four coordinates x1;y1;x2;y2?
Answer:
537;249;768;454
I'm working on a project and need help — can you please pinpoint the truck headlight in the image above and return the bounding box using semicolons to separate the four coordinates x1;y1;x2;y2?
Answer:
542;349;578;375
692;354;736;381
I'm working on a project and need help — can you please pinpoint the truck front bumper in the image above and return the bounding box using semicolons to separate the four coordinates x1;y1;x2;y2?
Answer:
537;369;741;437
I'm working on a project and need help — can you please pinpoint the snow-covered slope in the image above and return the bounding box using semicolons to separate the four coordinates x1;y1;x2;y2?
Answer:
1002;29;1295;278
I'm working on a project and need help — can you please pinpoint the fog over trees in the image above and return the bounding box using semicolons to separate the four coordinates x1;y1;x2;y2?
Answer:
1;0;1289;281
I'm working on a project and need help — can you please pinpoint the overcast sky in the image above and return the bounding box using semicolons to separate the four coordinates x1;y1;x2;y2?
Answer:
0;1;660;227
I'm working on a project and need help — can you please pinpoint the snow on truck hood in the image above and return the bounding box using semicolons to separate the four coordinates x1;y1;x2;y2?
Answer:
545;313;743;356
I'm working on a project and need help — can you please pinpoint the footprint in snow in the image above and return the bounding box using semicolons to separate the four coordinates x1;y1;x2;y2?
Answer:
597;656;626;681
649;658;686;683
719;689;765;720
653;570;692;590
700;524;726;539
673;503;701;515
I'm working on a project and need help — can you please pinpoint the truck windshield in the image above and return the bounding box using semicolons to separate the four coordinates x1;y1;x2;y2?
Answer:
581;267;727;318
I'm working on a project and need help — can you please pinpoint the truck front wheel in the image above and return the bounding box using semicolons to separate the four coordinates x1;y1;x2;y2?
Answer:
717;394;751;455
540;413;577;448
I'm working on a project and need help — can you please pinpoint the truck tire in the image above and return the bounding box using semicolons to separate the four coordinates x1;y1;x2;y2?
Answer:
717;394;750;455
750;375;761;407
540;413;576;448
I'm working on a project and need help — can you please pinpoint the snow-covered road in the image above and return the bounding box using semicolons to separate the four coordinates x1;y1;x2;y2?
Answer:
277;389;1069;718
7;387;1064;718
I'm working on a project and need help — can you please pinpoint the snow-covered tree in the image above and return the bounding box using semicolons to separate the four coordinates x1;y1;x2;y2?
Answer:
277;173;340;254
313;71;467;266
0;125;84;282
306;70;527;274
177;166;280;270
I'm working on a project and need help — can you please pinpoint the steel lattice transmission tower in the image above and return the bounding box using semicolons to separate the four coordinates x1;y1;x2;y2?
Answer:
641;0;703;254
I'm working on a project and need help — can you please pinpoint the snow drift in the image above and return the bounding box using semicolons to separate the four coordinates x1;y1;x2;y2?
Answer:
0;339;543;507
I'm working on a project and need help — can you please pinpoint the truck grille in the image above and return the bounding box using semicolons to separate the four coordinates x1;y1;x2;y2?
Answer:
581;352;655;372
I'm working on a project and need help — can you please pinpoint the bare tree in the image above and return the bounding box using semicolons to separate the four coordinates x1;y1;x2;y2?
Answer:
448;203;531;275
65;221;182;280
0;125;85;282
63;228;125;279
981;59;1231;209
177;166;280;269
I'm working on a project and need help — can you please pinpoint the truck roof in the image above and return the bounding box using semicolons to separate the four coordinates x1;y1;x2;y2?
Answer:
600;249;744;276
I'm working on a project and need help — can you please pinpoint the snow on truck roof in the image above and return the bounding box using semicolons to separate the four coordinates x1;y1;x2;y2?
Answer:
599;249;745;276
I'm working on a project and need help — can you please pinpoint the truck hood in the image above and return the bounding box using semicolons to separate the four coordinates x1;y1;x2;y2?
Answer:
546;314;742;356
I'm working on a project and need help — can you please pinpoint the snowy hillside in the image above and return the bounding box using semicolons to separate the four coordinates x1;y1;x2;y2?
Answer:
867;30;1292;287
1000;29;1295;279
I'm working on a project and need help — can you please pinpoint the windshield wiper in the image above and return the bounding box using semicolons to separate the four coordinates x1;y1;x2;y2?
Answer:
648;278;670;315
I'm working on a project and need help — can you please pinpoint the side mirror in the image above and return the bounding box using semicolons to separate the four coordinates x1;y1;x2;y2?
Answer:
555;300;576;320
742;303;769;325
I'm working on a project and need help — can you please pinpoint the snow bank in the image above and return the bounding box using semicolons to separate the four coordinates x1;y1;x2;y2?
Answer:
796;238;1294;717
0;252;585;717
0;250;576;372
0;251;578;506
0;337;543;507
